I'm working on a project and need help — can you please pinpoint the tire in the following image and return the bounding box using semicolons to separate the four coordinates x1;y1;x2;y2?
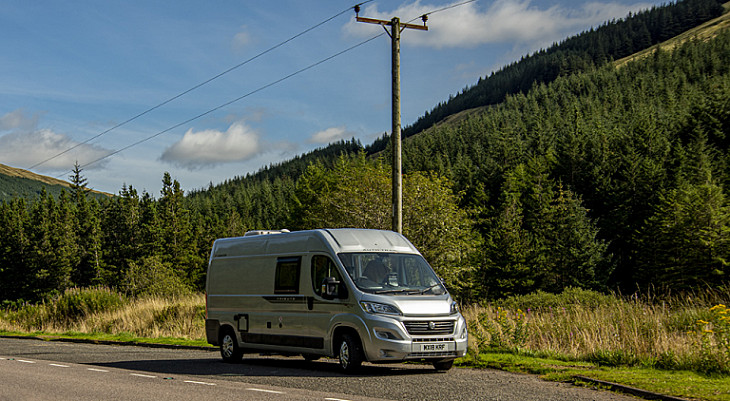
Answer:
432;359;454;372
219;329;243;363
337;333;363;373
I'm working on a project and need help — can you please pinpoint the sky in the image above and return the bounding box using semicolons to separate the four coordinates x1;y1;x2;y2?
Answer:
0;0;665;196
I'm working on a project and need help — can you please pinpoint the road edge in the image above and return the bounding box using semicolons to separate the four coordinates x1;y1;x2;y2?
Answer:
572;375;691;401
0;334;217;352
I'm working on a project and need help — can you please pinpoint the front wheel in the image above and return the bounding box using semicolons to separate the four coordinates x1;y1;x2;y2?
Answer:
338;333;363;373
220;329;243;363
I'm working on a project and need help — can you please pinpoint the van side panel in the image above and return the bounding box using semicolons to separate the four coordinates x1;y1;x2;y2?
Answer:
208;256;272;295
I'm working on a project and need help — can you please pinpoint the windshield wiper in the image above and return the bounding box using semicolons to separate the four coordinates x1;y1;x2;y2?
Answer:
373;288;422;295
420;283;443;295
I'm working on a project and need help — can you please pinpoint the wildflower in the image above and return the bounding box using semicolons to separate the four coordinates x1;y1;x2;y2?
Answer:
697;319;709;325
710;304;726;312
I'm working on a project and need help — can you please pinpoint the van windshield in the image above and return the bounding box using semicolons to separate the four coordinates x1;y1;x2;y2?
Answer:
338;252;446;295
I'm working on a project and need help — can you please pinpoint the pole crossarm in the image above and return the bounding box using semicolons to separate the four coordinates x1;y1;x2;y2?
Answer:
356;16;428;31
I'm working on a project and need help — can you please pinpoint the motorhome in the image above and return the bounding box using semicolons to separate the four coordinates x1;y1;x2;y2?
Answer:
205;228;468;372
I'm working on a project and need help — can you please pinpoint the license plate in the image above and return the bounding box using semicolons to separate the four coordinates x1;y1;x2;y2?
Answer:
414;342;455;352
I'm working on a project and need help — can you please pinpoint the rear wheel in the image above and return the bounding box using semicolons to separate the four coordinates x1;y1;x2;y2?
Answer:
337;333;363;373
219;329;243;363
432;359;454;372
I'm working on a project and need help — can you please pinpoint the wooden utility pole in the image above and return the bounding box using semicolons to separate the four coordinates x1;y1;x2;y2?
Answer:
355;7;428;234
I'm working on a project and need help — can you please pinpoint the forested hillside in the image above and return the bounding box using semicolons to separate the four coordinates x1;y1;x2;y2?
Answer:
385;0;725;148
0;163;74;201
1;0;729;303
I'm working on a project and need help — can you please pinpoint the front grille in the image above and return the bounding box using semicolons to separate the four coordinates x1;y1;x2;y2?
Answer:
412;337;454;343
404;320;455;335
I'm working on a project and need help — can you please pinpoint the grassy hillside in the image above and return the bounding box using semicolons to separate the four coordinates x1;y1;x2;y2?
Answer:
615;1;730;67
0;163;70;187
0;163;72;201
0;163;111;201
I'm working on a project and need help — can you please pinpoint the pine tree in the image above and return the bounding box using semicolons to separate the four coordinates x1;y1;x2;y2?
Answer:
158;172;202;289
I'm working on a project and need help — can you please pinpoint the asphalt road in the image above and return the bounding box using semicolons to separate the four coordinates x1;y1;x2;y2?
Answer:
0;337;638;401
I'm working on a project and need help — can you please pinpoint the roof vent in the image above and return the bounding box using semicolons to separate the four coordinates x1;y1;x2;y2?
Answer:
244;229;290;237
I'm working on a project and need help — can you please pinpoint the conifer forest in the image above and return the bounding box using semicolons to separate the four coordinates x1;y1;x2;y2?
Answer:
2;0;730;304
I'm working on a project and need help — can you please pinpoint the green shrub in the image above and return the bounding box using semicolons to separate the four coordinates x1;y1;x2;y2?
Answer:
124;256;192;297
9;303;49;331
497;287;618;311
52;287;127;323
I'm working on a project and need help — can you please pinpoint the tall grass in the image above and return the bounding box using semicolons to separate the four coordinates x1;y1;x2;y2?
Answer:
0;287;205;340
464;287;730;374
2;286;729;375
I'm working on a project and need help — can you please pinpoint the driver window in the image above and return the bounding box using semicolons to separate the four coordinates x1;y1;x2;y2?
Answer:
311;255;342;296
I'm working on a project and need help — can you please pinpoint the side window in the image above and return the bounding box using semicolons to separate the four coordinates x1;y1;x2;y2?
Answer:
311;255;342;296
275;257;301;294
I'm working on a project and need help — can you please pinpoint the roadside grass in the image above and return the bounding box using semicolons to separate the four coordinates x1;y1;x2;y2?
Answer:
0;287;207;341
463;287;730;375
2;286;729;400
0;329;212;348
457;351;730;401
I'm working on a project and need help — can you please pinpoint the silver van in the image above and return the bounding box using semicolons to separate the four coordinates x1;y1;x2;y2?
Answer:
205;228;468;372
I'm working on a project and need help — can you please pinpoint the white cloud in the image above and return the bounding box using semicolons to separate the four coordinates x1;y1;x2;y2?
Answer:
308;126;352;144
344;0;655;49
160;121;261;169
0;128;110;171
232;26;253;50
0;109;39;131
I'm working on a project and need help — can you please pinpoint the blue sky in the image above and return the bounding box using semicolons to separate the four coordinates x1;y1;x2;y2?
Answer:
0;0;663;195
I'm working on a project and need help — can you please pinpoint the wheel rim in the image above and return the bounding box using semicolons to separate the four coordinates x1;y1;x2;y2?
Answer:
221;334;234;358
339;340;350;369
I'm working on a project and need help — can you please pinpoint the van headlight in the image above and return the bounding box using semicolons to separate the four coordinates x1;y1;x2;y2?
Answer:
360;301;402;316
450;301;459;315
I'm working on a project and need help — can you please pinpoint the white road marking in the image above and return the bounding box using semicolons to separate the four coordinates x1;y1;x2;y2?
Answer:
87;368;109;372
246;388;285;394
130;373;157;378
16;360;35;363
325;398;353;401
184;380;216;386
49;363;70;368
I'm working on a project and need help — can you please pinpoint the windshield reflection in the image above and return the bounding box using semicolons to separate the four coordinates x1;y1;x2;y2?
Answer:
338;252;445;295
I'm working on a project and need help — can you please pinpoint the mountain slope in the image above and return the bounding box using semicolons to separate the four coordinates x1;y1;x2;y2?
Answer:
367;0;726;153
615;1;730;67
0;163;111;201
0;163;73;201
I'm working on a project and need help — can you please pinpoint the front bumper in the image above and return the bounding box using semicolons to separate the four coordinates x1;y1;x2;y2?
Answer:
361;314;468;363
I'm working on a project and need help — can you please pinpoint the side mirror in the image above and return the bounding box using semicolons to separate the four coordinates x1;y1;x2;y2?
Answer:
321;277;346;300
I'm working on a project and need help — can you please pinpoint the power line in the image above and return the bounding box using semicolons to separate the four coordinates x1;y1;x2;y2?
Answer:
29;1;373;171
64;32;386;175
60;0;478;177
418;0;478;21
